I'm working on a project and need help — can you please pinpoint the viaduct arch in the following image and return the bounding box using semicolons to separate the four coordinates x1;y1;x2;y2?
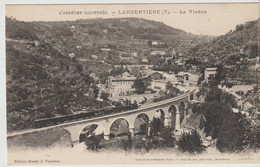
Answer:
61;91;194;144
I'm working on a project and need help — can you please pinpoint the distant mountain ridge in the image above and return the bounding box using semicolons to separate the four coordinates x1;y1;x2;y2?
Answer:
6;17;213;56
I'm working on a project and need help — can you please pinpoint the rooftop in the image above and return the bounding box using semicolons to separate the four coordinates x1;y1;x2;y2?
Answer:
205;67;217;71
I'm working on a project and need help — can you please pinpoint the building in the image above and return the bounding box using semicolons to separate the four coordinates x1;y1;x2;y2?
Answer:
132;52;138;57
151;41;159;46
114;64;153;70
141;58;149;63
68;53;75;58
204;68;217;82
144;71;164;80
119;54;132;61
176;74;188;82
151;50;166;56
91;55;98;59
221;78;248;85
108;72;136;97
100;48;111;52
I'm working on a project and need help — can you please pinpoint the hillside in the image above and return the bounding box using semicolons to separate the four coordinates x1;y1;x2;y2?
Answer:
6;17;212;59
188;19;259;65
6;17;106;132
5;17;212;132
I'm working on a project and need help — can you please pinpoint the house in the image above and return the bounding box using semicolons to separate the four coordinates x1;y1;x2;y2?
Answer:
141;58;149;63
177;72;200;86
108;72;136;97
33;40;39;47
177;61;185;66
68;53;75;58
204;68;217;82
148;72;164;80
102;29;108;34
151;41;159;46
150;51;166;56
151;41;167;47
91;55;98;59
224;65;236;69
100;48;111;52
119;54;132;60
132;52;138;57
46;56;51;60
191;65;198;71
223;78;248;85
114;64;152;70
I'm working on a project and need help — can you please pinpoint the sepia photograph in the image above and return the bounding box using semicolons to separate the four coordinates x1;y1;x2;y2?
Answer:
4;2;260;165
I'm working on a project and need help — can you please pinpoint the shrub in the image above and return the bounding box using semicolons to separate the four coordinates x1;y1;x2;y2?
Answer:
178;130;205;153
120;135;133;151
160;127;175;147
151;138;167;149
100;91;109;101
85;135;101;151
216;113;247;153
150;118;164;136
131;138;155;152
201;101;233;139
191;103;201;114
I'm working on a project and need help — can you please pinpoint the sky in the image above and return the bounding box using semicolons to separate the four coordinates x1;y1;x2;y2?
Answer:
5;3;259;36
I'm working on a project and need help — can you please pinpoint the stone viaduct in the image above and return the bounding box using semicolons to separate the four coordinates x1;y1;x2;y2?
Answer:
59;91;194;144
7;91;195;145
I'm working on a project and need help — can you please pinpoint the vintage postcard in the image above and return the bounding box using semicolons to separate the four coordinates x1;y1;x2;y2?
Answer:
5;2;260;165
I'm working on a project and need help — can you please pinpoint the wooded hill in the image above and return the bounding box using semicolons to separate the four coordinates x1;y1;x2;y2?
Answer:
3;17;212;132
6;17;212;58
188;19;259;65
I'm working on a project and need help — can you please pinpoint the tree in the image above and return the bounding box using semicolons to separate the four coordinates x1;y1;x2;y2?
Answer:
131;67;141;77
100;91;109;101
166;81;173;93
215;65;226;84
178;130;205;153
85;135;101;151
109;67;127;77
201;101;232;138
205;87;222;102
248;41;258;58
132;78;147;94
147;40;152;46
235;24;244;31
160;126;175;147
191;103;201;114
121;134;133;151
168;86;180;97
201;85;253;153
150;118;164;136
216;113;245;152
221;92;237;108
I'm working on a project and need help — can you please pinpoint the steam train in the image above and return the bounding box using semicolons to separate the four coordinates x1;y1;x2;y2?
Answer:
34;103;138;128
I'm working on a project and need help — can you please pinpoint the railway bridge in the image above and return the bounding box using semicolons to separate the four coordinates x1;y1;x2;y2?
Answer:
60;91;194;144
7;91;195;145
